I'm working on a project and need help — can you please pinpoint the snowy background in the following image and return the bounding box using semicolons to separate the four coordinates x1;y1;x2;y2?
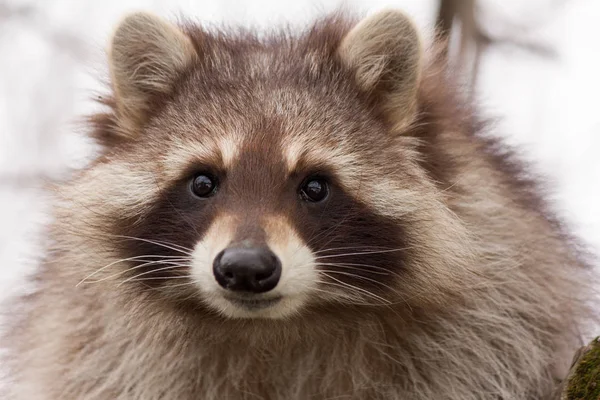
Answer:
0;0;599;375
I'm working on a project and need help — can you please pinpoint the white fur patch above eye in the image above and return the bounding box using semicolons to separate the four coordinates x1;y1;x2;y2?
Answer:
161;134;244;181
217;135;243;168
283;136;361;177
283;140;306;174
162;140;220;181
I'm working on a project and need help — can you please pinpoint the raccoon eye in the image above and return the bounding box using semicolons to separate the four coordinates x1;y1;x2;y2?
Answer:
191;173;218;198
300;177;329;202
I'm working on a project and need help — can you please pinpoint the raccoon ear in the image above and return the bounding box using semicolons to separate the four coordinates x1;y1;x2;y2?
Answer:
108;12;197;135
338;10;422;132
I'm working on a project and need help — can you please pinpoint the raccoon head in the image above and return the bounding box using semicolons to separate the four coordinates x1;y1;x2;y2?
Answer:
70;10;473;319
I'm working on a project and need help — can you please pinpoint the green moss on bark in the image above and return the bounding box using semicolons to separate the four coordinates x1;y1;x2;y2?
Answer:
566;337;600;400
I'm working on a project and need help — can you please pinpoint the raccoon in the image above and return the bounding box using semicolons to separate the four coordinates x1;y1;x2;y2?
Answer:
2;8;597;400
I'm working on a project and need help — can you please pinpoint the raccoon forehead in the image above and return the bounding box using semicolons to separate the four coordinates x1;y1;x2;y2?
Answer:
159;128;367;181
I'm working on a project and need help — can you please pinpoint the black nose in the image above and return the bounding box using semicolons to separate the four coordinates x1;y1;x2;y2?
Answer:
213;247;281;293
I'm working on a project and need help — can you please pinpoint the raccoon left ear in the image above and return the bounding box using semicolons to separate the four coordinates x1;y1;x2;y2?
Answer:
108;12;198;136
338;10;422;132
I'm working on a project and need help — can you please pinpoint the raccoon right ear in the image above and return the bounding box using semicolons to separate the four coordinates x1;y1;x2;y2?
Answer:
338;10;423;132
108;12;197;136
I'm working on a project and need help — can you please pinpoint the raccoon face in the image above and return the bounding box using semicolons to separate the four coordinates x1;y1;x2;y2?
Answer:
73;11;472;319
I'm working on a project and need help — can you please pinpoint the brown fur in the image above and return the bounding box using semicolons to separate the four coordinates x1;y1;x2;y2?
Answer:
2;9;598;400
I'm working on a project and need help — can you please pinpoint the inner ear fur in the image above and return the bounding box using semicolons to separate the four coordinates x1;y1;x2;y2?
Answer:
338;10;423;132
108;12;198;136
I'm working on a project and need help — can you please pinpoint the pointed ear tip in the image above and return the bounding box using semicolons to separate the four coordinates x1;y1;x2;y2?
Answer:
347;8;422;48
110;11;148;45
371;8;412;18
115;10;161;27
365;8;421;36
364;8;414;23
108;10;194;60
110;11;167;43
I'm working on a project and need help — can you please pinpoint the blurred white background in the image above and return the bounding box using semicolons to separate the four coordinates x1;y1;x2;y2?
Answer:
0;0;599;350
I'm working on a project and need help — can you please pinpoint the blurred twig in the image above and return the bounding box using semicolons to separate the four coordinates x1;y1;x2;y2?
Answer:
435;0;567;94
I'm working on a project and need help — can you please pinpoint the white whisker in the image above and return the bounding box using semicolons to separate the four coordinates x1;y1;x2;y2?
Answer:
319;269;400;296
316;262;391;275
320;272;391;305
76;255;190;286
111;235;194;256
117;264;190;287
84;259;191;284
311;245;397;255
126;275;192;282
315;247;414;260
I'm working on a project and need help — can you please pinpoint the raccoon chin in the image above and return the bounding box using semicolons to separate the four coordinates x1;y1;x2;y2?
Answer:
202;291;308;319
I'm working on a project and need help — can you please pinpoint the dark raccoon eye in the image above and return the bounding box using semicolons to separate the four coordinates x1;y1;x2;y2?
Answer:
191;174;218;198
300;177;329;202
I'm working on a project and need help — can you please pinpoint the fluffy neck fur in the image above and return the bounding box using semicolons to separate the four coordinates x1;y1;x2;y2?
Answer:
7;266;588;400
